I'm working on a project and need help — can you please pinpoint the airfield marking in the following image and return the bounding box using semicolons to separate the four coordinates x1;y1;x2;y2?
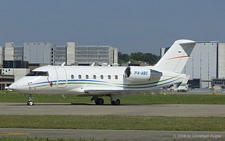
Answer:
0;132;29;136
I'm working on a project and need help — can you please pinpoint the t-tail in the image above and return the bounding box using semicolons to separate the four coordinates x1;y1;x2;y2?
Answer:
155;39;196;73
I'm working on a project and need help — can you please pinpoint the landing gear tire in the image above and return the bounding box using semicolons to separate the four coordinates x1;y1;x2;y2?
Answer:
27;101;34;106
111;99;120;105
110;94;120;105
27;94;34;106
95;98;104;105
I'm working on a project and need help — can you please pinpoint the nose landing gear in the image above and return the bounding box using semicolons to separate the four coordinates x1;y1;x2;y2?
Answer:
27;94;34;106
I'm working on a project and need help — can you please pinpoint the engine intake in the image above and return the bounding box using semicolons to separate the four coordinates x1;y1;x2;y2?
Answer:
124;66;162;81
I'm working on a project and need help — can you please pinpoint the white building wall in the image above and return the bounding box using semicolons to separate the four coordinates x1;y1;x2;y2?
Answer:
108;46;113;64
208;43;217;80
182;43;217;88
192;44;201;78
0;46;3;66
4;47;14;60
54;46;67;65
74;46;117;65
66;42;75;65
4;42;14;60
218;43;225;78
160;48;166;58
36;43;44;63
5;42;15;47
113;48;118;64
1;68;30;81
23;42;52;64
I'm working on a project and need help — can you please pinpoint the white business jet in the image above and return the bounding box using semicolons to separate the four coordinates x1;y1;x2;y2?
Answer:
9;39;196;106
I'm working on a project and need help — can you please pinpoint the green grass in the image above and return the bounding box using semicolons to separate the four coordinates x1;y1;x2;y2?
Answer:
0;115;224;131
0;91;225;104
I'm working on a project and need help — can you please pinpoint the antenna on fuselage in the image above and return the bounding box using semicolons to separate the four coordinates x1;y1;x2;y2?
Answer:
61;62;65;66
91;61;98;66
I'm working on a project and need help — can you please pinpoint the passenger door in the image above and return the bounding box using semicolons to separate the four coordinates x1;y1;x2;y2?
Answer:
54;66;67;88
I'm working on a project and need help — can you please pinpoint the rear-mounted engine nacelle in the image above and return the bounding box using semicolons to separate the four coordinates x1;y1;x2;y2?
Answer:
124;66;151;81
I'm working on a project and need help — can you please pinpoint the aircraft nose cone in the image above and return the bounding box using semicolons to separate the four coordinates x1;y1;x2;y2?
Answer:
9;83;17;89
9;82;27;92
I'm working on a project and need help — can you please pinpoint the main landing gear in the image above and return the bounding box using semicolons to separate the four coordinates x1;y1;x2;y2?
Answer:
26;94;120;106
91;94;120;105
110;94;120;105
27;94;34;106
91;96;104;105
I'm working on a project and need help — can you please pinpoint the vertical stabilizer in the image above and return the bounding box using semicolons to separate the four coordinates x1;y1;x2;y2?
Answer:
155;39;196;73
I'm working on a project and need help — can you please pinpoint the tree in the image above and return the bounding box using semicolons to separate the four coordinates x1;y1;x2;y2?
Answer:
130;52;144;61
118;52;131;64
118;51;160;65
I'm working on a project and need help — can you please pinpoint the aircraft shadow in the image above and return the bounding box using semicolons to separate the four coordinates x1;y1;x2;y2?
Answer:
6;103;154;106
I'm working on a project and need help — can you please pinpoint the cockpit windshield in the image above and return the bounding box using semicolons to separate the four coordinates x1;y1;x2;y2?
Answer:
26;71;49;76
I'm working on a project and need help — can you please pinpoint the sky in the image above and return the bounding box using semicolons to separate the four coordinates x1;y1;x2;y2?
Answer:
0;0;225;55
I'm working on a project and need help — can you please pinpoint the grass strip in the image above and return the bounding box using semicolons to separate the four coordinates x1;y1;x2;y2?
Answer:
1;91;225;104
0;115;225;131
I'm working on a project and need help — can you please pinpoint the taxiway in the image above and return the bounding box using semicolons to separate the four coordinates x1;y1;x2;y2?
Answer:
0;103;224;117
1;103;225;140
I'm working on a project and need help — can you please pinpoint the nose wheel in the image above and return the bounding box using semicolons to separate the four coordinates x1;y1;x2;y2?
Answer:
27;94;34;106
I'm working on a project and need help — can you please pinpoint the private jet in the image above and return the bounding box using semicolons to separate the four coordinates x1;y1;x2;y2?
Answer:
9;39;196;105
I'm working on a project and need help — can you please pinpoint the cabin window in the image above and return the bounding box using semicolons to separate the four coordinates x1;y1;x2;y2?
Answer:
71;75;74;79
86;75;89;79
108;75;111;79
37;71;49;76
78;75;82;79
100;75;104;79
26;71;49;76
93;75;96;79
115;75;118;79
